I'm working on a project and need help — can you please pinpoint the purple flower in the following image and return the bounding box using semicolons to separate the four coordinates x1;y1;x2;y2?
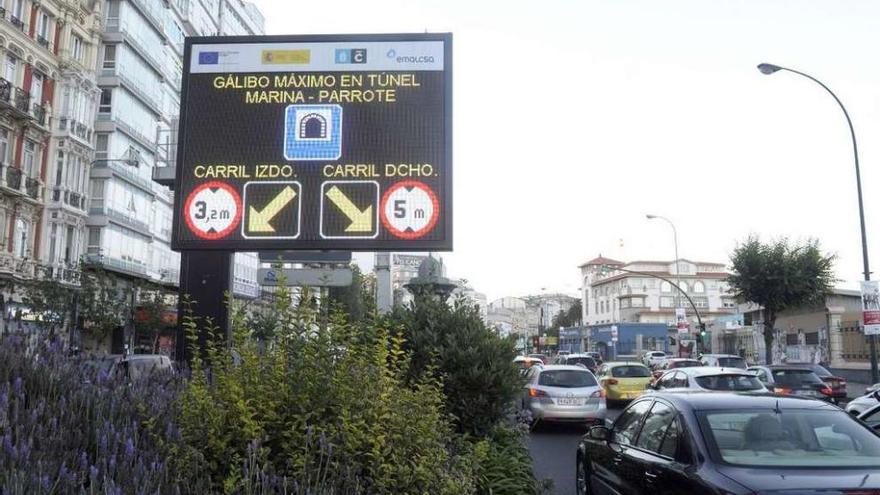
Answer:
40;475;49;490
90;465;99;480
124;438;135;459
12;377;22;396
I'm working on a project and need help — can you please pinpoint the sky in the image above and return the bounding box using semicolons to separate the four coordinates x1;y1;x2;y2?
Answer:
250;0;880;301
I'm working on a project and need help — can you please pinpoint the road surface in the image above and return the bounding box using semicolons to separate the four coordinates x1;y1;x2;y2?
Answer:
528;407;621;494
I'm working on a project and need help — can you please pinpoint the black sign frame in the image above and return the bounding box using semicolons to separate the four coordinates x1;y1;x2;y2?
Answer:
171;33;453;252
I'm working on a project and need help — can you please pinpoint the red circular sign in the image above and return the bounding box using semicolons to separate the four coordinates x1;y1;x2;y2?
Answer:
380;180;440;239
183;181;242;240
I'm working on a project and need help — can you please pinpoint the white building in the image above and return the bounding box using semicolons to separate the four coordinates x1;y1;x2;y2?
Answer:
579;255;736;327
86;0;264;296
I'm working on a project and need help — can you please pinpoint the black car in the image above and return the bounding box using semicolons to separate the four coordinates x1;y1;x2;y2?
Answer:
576;391;880;494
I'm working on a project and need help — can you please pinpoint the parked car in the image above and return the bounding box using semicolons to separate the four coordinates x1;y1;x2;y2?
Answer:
118;354;175;382
699;353;748;369
858;402;880;430
555;354;599;373
649;367;767;393
845;389;880;416
576;392;880;495
522;365;605;429
513;356;544;374
528;353;549;365
785;362;847;403
594;362;653;407
642;350;668;369
748;365;835;402
651;358;702;380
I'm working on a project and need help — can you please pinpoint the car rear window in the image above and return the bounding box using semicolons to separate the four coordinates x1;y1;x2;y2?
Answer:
670;360;702;368
567;357;596;368
538;370;597;388
717;357;747;369
695;374;764;391
611;365;651;378
772;369;823;387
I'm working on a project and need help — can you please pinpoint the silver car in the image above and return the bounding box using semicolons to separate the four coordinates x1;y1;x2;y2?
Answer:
846;389;880;416
649;366;767;393
522;364;605;429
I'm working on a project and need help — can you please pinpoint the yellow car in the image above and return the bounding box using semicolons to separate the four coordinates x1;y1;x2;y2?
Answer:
595;362;653;406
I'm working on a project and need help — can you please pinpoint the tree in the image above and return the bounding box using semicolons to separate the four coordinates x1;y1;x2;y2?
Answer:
727;236;836;365
327;265;375;321
551;303;583;329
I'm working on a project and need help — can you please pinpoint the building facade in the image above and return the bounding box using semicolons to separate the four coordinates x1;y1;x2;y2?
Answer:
579;255;736;327
86;0;263;296
0;0;102;308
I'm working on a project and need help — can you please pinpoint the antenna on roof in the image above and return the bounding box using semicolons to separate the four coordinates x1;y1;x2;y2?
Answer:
774;399;781;414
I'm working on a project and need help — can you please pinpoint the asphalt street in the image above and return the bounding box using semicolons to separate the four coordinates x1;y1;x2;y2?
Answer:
528;407;622;495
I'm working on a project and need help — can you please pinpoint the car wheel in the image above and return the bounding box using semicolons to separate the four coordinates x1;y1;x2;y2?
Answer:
576;455;591;495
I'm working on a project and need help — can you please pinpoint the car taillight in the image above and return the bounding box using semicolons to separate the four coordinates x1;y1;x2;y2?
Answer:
820;386;833;396
774;387;792;395
604;378;619;385
591;389;606;399
529;388;548;398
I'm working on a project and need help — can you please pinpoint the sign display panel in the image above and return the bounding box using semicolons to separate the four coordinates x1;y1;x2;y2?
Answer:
172;34;452;251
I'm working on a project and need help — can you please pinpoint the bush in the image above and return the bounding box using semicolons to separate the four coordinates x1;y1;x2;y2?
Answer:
390;295;524;437
473;423;545;495
176;291;476;494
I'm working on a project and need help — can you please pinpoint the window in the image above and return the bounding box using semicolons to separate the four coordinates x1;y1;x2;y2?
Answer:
660;296;674;308
11;0;23;19
680;281;689;293
15;218;28;258
5;55;17;83
99;89;112;113
87;227;100;246
661;281;672;293
72;35;85;62
636;401;676;454
614;400;652;446
700;410;880;467
695;374;764;391
23;141;36;176
611;366;652;378
0;129;8;164
37;12;50;40
48;224;57;262
658;416;683;458
55;151;64;186
620;299;630;309
693;281;705;293
537;370;597;388
64;225;74;263
722;300;736;309
103;44;116;69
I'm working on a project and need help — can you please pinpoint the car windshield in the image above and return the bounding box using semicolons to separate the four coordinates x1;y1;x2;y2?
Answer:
126;359;169;380
772;369;823;387
538;370;596;388
611;365;651;378
699;409;880;467
717;357;748;369
671;360;702;368
567;357;596;368
695;374;764;391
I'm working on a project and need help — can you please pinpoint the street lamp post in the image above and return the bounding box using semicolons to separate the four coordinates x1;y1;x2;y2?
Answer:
758;63;878;383
647;214;682;310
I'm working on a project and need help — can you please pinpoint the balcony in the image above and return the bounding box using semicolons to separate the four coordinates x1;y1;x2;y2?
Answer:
31;103;47;126
84;252;148;277
103;17;165;77
57;117;94;144
36;35;51;51
91;159;156;195
95;114;157;154
25;177;39;200
9;16;25;32
0;252;36;279
5;166;22;191
100;67;162;114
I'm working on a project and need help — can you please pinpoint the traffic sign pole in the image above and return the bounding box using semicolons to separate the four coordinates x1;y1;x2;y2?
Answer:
177;250;234;362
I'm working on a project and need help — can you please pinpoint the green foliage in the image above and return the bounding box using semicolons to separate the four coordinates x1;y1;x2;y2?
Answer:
177;286;476;494
472;423;544;495
328;265;376;322
550;304;582;329
390;295;524;437
728;236;836;363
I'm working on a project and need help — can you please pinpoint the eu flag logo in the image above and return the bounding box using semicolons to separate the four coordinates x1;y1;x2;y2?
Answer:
198;52;219;65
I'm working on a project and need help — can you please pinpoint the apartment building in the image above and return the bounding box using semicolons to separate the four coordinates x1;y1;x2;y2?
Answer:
86;0;264;298
579;255;737;326
0;0;101;311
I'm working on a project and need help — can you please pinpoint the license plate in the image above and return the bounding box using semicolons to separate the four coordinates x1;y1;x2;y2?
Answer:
558;398;583;406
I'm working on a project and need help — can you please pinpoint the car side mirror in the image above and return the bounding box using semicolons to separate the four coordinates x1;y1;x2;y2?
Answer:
646;382;656;390
589;425;611;441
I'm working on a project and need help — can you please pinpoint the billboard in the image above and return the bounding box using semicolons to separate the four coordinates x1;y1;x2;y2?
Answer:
861;280;880;335
172;34;452;251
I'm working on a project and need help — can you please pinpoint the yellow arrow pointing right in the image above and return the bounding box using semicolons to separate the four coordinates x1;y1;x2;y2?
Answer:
248;186;297;233
326;186;373;232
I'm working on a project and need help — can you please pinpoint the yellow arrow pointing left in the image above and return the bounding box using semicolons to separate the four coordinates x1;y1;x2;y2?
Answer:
326;186;373;232
248;186;297;233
